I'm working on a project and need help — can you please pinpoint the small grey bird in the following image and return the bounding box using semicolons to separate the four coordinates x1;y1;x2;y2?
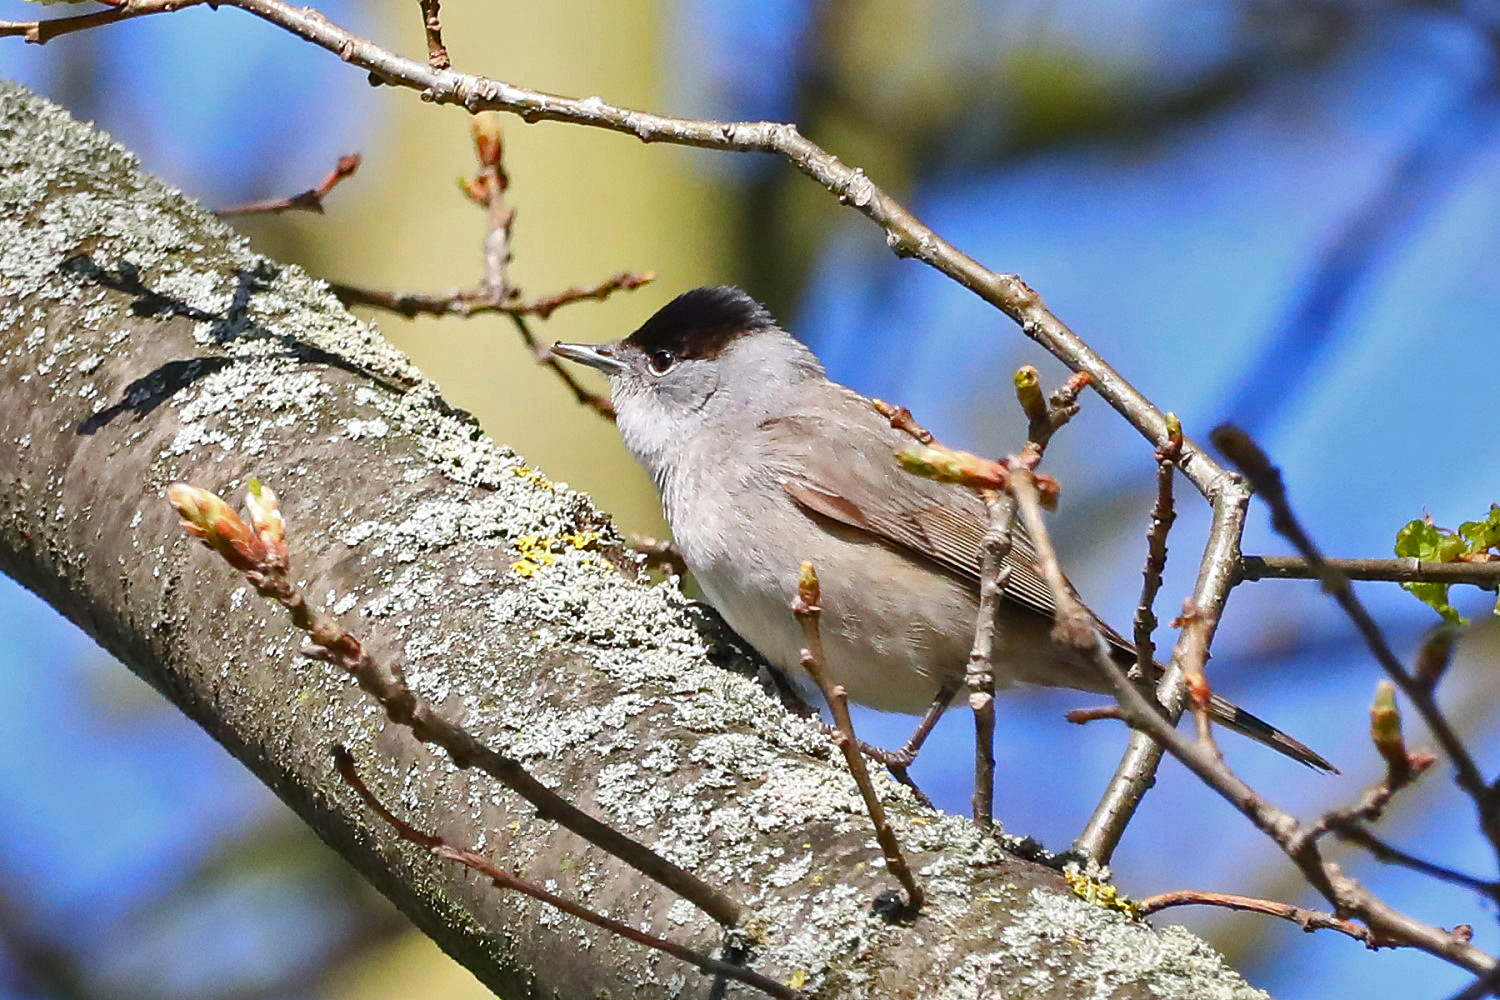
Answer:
553;286;1333;771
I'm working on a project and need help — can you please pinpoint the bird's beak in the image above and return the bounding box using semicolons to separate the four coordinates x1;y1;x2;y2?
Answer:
551;341;628;376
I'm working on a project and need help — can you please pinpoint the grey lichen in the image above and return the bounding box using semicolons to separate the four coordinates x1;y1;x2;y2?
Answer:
996;889;1270;1000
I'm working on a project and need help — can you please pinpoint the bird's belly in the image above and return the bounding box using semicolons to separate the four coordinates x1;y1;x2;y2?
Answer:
686;526;1009;715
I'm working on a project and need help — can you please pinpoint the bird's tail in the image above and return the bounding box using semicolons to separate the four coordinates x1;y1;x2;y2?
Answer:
1209;694;1338;773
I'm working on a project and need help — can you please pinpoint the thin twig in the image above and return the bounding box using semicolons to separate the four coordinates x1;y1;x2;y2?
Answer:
1314;729;1433;834
874;396;1002;816
1240;554;1500;588
509;314;616;419
792;561;923;917
1133;890;1379;946
1325;822;1498;898
522;272;657;318
323;123;640;421
165;482;744;929
469;112;514;300
876;397;1010;822
1066;705;1125;724
0;0;177;44
1176;598;1224;762
333;747;803;1000
1131;413;1182;678
1074;485;1249;864
1212;424;1500;861
1007;470;1497;977
416;0;449;70
329;271;653;320
215;153;361;217
965;488;1014;827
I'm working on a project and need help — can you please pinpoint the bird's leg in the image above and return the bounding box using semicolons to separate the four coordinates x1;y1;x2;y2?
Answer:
842;683;958;810
860;682;960;768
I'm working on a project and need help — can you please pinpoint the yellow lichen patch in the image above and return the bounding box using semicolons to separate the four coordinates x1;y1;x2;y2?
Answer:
511;464;558;492
1064;870;1138;918
509;531;602;577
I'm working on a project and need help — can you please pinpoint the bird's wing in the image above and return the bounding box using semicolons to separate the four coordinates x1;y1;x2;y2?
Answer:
758;394;1341;771
757;397;1133;654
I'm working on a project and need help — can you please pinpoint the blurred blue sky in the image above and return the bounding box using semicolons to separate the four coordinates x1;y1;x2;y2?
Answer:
3;2;1499;998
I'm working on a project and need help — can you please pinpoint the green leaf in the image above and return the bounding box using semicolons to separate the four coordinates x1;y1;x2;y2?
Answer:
1458;506;1500;552
1399;581;1465;625
1395;520;1444;560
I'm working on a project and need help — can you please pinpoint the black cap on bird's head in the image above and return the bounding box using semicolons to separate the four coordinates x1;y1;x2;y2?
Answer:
624;286;776;361
551;286;779;376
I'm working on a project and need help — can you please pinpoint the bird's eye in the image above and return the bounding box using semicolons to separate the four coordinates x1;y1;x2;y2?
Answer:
647;350;676;375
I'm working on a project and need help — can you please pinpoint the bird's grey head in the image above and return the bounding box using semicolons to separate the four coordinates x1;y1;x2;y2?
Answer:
553;286;824;483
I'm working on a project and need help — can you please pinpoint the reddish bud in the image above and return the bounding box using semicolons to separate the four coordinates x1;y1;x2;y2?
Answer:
470;112;504;167
1186;670;1212;709
872;398;934;444
166;482;263;571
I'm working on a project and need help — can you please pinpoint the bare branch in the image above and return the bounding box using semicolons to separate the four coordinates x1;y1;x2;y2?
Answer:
879;370;1084;826
0;0;183;44
1007;471;1497;977
324;116;640;420
329;270;652;321
1447;966;1500;1000
1241;554;1500;588
416;0;449;70
1134;890;1378;946
215;152;362;217
521;272;657;318
1326;823;1497;898
1074;483;1249;864
792;562;923;917
965;487;1013;828
1132;413;1182;677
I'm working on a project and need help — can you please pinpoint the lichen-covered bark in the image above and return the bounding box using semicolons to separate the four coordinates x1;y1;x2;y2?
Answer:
0;81;1268;999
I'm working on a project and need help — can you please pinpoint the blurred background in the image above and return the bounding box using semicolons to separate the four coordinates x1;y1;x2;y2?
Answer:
2;0;1499;997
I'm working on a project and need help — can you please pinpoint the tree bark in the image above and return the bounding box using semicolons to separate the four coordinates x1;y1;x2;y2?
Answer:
0;81;1269;1000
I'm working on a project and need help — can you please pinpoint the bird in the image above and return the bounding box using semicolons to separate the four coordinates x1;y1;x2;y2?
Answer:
552;286;1334;772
